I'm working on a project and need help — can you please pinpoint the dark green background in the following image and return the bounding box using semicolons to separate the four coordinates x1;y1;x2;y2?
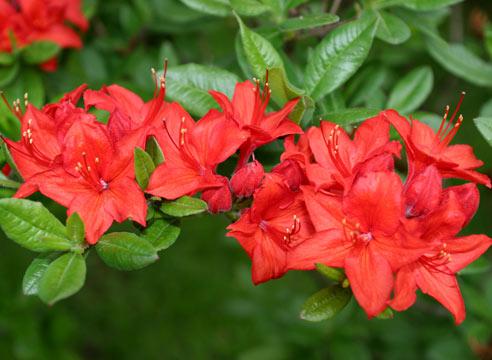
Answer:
0;0;491;358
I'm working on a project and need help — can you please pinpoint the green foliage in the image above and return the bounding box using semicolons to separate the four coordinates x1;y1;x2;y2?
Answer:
300;285;352;321
96;232;159;271
160;196;208;217
134;147;156;190
142;218;181;251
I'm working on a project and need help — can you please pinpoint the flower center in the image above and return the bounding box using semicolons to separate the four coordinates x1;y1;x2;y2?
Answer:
341;217;373;245
74;152;108;192
250;71;272;126
282;214;301;244
322;125;351;177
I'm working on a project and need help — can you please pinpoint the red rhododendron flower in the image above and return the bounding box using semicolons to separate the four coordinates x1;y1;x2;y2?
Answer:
302;171;428;317
306;115;401;194
383;100;491;187
146;104;246;212
30;120;146;244
390;167;492;323
210;79;301;168
227;174;324;284
1;0;88;52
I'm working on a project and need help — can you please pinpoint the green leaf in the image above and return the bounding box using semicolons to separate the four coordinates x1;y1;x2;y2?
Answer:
280;14;339;32
0;52;15;66
142;218;181;251
22;255;55;296
425;36;492;88
387;66;434;114
305;16;377;100
316;263;345;282
164;64;240;117
0;198;73;252
160;196;208;217
376;307;394;319
0;172;20;189
66;213;85;247
473;117;492;147
230;0;270;16
403;0;463;10
235;13;283;79
375;11;411;45
0;62;19;88
145;136;165;166
96;232;159;271
300;285;352;321
21;41;61;64
485;24;492;60
38;253;86;305
179;0;230;16
134;147;155;190
320;108;380;125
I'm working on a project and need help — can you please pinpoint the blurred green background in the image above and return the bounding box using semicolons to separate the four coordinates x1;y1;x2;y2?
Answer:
0;0;491;358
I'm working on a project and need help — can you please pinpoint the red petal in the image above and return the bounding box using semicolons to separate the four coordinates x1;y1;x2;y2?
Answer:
231;81;256;126
345;245;394;317
389;265;418;311
201;176;232;213
343;171;403;236
226;209;257;256
404;165;442;217
301;185;343;232
445;234;492;273
103;176;147;226
415;264;465;324
251;232;288;285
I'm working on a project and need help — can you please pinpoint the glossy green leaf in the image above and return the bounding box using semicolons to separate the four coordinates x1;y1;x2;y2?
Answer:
230;0;270;16
403;0;463;10
300;285;352;321
235;13;283;79
96;232;159;271
473;117;492;147
164;64;240;117
22;255;55;296
375;11;411;45
280;14;339;32
38;253;86;305
387;66;433;114
179;0;230;16
66;213;86;248
320;108;380;125
143;218;181;251
134;147;155;190
161;196;208;217
145;136;165;166
315;263;345;282
0;198;73;252
305;16;377;100
21;41;61;64
425;36;492;88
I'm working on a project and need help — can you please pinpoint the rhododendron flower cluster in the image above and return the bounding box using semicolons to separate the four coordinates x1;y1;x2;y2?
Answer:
2;75;491;324
0;0;87;70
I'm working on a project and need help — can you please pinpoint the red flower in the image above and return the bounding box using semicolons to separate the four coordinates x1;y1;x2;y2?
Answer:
390;167;492;324
146;105;246;212
227;174;320;284
28;120;146;244
301;171;428;317
306;115;401;194
1;164;10;176
383;99;491;188
210;79;301;168
84;76;168;144
271;134;311;191
230;159;264;198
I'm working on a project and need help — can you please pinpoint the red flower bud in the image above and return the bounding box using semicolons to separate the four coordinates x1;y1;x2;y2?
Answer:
230;160;264;198
201;177;232;213
1;164;11;176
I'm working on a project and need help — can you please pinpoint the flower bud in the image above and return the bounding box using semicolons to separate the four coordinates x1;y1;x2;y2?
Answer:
201;177;232;213
230;160;264;198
